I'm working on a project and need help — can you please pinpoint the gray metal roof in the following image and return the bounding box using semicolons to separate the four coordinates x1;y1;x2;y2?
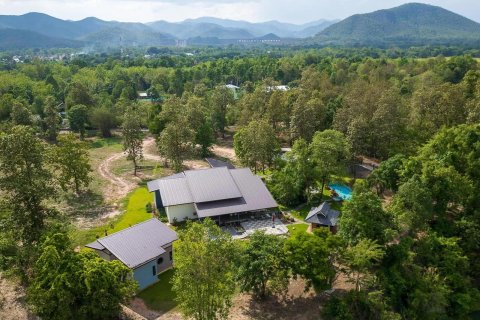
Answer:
184;167;242;203
305;202;340;227
86;219;178;269
205;158;235;170
195;168;278;218
147;173;185;192
157;177;193;206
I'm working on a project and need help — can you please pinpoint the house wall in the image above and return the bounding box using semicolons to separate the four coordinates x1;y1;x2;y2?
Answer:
133;260;159;290
165;203;197;223
156;245;174;273
133;246;174;290
154;190;163;209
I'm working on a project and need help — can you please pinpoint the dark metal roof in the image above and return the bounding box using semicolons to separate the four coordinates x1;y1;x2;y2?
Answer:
305;202;340;227
157;177;193;206
205;158;235;169
86;219;178;269
195;168;278;218
147;167;278;217
184;167;242;203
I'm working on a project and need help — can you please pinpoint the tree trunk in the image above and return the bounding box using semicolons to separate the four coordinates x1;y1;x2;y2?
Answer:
320;177;326;201
133;158;137;176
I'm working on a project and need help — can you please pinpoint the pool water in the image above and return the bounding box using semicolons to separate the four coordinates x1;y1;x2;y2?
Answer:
329;183;353;201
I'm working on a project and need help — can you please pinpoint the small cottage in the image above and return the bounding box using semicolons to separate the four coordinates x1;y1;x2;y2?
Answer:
86;218;178;290
305;202;340;233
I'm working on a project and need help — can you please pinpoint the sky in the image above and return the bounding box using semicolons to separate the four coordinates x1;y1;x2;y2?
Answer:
0;0;479;24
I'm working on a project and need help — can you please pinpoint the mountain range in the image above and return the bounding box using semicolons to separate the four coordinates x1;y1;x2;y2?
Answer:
0;13;337;49
0;3;480;50
315;3;480;47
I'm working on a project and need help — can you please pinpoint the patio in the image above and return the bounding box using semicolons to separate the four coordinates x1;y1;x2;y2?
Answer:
221;215;288;239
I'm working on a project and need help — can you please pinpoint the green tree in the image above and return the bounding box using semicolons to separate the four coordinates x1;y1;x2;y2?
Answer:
310;129;350;199
285;229;340;292
237;231;289;299
339;190;394;245
90;107;118;138
42;96;62;142
122;106;144;176
67;104;88;140
234;119;280;173
11;101;33;126
173;219;237;320
342;239;385;292
157;120;194;172
51;133;92;194
0;126;56;245
211;86;235;138
368;154;406;194
28;233;137;320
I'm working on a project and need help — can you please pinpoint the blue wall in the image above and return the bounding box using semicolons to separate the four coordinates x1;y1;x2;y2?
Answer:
133;260;159;290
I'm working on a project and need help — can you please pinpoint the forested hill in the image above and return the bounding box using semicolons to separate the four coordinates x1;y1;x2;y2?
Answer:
315;3;480;47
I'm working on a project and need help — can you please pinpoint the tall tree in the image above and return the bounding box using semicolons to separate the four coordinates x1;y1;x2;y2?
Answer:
90;107;117;138
43;96;62;142
157;120;194;172
237;231;289;299
122;106;144;176
234;119;280;173
339;190;394;245
28;233;137;320
67;104;89;140
173;219;237;320
0;126;57;245
310;129;350;199
341;239;385;292
51;133;92;195
211;86;234;138
285;229;340;292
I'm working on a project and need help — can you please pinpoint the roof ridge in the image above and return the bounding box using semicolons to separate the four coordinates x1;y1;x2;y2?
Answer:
97;218;158;243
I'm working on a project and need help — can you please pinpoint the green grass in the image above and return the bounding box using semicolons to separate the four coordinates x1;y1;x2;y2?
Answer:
287;224;309;237
290;206;311;220
137;269;178;313
72;186;153;246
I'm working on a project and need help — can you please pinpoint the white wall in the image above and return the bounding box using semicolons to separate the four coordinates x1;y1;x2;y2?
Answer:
166;203;197;223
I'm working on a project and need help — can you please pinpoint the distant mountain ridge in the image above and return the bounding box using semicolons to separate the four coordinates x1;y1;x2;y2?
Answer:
1;4;480;50
315;3;480;46
0;12;336;49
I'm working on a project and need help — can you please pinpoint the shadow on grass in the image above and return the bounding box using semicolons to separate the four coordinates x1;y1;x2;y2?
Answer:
137;269;178;314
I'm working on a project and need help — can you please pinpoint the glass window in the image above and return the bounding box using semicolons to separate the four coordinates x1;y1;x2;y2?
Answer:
152;265;156;276
157;257;163;265
169;251;173;261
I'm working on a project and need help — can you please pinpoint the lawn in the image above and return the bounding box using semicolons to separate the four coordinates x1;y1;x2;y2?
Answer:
287;224;309;237
72;186;153;246
137;269;178;313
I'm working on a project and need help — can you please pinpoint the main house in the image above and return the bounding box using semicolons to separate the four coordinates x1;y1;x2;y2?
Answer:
147;166;278;225
86;218;178;290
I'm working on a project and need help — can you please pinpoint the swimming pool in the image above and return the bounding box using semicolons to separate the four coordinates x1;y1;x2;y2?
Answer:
329;183;353;201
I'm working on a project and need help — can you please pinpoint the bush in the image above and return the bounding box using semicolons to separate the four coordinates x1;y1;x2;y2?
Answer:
146;202;153;213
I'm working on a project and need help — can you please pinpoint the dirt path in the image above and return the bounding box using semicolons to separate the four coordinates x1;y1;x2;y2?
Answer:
98;152;138;204
0;275;31;320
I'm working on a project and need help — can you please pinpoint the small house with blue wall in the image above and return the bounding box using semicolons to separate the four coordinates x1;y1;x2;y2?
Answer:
86;218;178;290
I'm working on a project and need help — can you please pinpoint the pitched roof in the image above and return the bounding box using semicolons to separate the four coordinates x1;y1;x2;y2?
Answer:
195;168;278;218
86;219;178;269
305;202;340;227
184;167;242;203
148;167;278;217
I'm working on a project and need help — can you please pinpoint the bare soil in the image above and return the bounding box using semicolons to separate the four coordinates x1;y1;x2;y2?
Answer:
0;274;33;320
